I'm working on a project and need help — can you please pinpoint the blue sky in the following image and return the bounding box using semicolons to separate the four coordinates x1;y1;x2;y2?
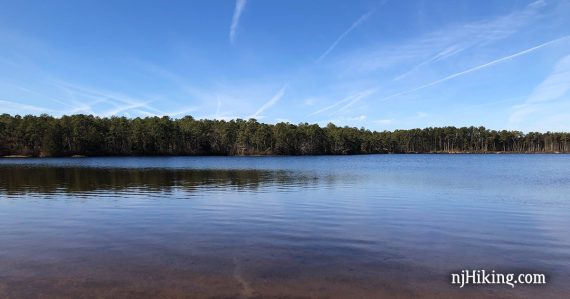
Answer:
0;0;569;132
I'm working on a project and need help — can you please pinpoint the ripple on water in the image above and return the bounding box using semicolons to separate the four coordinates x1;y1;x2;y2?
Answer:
1;155;570;298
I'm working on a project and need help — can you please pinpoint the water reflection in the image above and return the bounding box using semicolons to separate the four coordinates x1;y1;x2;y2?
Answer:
0;166;322;195
1;156;569;298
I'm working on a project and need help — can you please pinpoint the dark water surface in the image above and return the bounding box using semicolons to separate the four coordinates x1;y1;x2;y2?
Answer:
0;155;569;298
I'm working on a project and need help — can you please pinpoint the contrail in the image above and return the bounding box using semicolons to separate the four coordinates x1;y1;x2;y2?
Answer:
249;85;287;119
378;35;570;102
230;0;248;43
316;9;376;63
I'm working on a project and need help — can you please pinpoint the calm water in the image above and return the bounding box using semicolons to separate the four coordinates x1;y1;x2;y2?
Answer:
0;155;569;298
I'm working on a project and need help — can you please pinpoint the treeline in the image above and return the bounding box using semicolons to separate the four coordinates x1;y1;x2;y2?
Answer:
1;114;569;157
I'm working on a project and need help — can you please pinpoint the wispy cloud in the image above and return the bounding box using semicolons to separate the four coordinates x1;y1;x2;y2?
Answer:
275;118;291;123
524;55;570;104
393;44;464;81
316;9;376;63
377;36;569;102
11;84;76;108
230;0;248;44
415;111;428;118
337;88;377;112
509;54;570;125
342;0;549;74
165;107;198;118
102;101;151;116
214;99;223;118
309;88;377;116
135;61;290;119
315;114;369;127
249;85;287;119
49;79;165;117
374;119;393;125
0;99;52;114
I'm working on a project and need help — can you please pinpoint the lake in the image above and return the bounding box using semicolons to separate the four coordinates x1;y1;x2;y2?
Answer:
0;155;569;298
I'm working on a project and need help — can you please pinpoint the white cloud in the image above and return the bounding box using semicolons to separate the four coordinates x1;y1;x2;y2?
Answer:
303;97;317;106
215;99;222;117
249;85;287;119
309;88;376;116
341;0;549;74
0;99;52;114
275;118;291;123
166;107;198;118
376;36;569;102
393;44;465;81
308;95;354;116
524;54;570;104
230;0;248;43
374;119;393;125
316;9;376;63
509;54;570;126
49;79;165;117
416;112;428;118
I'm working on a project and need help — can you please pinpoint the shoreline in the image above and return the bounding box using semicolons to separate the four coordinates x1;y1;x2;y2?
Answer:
2;151;568;158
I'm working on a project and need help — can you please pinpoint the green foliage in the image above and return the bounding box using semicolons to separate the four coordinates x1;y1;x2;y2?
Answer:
1;114;569;156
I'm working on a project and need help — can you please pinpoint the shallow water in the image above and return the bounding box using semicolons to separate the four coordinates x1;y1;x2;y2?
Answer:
0;155;569;298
